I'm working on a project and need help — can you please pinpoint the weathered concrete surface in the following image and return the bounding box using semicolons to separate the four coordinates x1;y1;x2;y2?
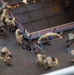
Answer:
0;29;74;75
0;0;74;75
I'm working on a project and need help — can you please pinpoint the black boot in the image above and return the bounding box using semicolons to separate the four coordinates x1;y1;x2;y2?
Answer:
7;63;12;66
22;45;26;49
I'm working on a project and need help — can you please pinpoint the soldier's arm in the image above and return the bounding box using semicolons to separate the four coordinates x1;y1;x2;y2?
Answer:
56;33;62;39
37;36;43;44
6;49;11;54
54;58;58;66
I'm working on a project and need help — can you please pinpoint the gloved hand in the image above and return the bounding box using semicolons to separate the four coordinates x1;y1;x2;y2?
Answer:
9;54;13;58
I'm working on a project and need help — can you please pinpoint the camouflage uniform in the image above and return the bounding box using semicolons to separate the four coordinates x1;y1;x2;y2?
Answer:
43;57;58;69
38;32;62;44
36;54;46;66
15;29;23;45
66;33;74;47
5;17;16;31
0;47;12;66
68;33;74;42
1;9;10;27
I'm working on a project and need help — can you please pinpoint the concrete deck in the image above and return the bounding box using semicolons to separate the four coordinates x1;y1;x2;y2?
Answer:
0;0;74;75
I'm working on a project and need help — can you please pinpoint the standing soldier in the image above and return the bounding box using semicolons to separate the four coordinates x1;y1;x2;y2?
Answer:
67;33;74;44
0;47;13;66
5;16;16;32
1;9;10;27
15;29;23;45
36;54;46;66
43;56;58;69
37;32;62;44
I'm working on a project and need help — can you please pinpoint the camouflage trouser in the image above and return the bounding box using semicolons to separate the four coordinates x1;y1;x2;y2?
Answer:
16;35;23;45
9;26;15;32
17;39;22;45
0;56;12;64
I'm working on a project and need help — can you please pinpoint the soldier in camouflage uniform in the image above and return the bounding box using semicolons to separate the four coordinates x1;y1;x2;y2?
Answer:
1;9;10;27
43;56;58;69
5;16;16;32
36;54;46;66
0;47;13;66
15;29;23;45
